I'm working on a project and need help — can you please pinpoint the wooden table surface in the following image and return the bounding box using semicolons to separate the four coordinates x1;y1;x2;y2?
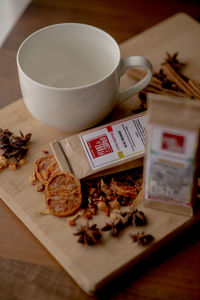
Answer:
0;1;200;299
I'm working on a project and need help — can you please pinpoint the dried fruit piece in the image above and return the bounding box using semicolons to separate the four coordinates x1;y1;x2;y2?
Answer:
68;219;76;226
97;201;109;212
45;172;81;194
34;155;60;185
67;209;85;226
101;178;112;196
42;150;49;154
45;190;82;217
45;172;82;217
37;184;45;192
110;178;139;198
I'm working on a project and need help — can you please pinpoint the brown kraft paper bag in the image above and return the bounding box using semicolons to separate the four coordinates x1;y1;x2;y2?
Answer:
50;112;146;180
144;94;200;216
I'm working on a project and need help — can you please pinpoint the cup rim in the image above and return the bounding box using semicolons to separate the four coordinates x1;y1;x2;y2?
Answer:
16;22;121;91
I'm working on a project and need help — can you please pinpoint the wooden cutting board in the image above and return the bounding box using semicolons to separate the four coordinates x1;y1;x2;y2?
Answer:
0;13;200;295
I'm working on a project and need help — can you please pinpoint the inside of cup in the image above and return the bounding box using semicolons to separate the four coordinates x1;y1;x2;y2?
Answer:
17;23;120;88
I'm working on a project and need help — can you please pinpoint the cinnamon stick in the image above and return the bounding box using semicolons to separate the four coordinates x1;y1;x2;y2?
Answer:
144;86;186;98
188;79;200;98
127;60;200;100
161;63;200;99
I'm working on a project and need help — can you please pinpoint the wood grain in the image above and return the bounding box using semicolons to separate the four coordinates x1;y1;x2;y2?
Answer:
0;98;199;294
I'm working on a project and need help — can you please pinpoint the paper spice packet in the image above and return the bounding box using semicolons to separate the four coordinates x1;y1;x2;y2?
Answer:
50;112;146;180
144;94;200;216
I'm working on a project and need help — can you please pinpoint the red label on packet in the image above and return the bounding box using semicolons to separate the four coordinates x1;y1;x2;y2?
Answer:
86;134;113;158
162;132;185;154
80;114;146;170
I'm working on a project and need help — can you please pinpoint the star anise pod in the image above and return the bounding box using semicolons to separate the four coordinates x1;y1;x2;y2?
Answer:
117;210;133;226
0;128;32;162
129;232;154;246
118;209;147;227
163;52;185;72
132;210;147;226
74;221;101;245
101;217;123;237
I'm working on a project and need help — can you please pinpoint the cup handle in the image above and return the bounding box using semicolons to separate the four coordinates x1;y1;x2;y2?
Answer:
118;56;152;103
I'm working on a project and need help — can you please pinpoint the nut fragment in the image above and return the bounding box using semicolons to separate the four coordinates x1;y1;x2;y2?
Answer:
18;158;26;166
29;171;37;183
0;155;8;168
37;184;45;192
42;150;49;155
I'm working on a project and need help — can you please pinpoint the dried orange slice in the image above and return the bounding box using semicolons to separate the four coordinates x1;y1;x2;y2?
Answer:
110;178;138;198
45;172;81;194
45;191;82;217
34;155;60;185
45;172;82;217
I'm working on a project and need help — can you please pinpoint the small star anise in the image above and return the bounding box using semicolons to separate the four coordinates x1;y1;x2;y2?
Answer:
74;221;101;245
129;232;154;246
101;217;123;237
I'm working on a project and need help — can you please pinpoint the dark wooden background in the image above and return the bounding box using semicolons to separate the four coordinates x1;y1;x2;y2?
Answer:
0;0;200;109
0;1;200;299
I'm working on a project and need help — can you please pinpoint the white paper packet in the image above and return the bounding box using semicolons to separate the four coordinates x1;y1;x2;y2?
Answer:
144;94;200;216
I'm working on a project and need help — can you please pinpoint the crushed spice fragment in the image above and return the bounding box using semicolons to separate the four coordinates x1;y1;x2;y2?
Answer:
18;158;26;166
9;161;17;171
42;150;49;155
37;184;45;192
32;154;153;246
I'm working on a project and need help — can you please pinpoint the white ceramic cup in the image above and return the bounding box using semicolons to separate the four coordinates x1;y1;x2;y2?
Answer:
17;23;152;131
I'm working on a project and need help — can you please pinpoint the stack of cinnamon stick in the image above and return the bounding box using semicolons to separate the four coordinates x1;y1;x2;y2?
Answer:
127;53;200;100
